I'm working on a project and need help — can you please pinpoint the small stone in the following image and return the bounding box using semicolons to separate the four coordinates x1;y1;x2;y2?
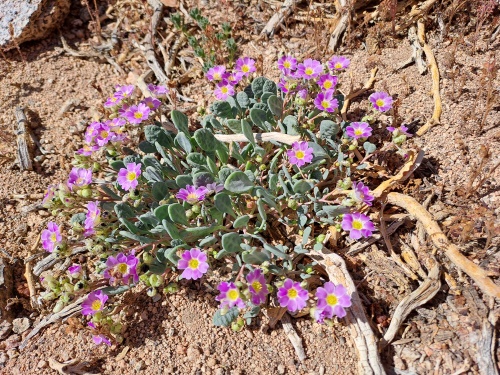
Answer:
37;360;47;368
4;334;20;350
134;360;144;371
277;364;286;374
206;358;216;368
0;352;8;365
215;369;224;375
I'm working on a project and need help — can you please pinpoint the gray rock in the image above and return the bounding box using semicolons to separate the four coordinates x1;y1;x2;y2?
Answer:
12;318;30;334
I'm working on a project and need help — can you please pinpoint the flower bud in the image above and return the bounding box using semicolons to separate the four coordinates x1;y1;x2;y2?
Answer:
300;280;308;289
60;292;71;303
80;188;93;198
191;204;201;214
111;323;122;334
53;300;65;313
255;155;263;163
163;282;179;294
149;274;164;288
348;144;357;151
259;164;267;171
316;234;326;244
142;252;154;265
393;134;406;144
235;281;243;289
287;198;298;210
139;274;150;285
147;287;157;297
231;317;245;332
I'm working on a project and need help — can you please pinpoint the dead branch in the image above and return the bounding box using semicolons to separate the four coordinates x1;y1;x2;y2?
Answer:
415;20;442;136
33;247;87;276
261;0;303;38
281;313;307;362
395;0;440;32
328;0;349;51
165;33;187;78
476;310;499;375
396;26;426;74
25;235;41;309
385;192;500;299
309;249;386;375
214;132;300;145
13;106;33;171
142;0;168;83
49;358;101;375
381;258;440;346
341;67;378;121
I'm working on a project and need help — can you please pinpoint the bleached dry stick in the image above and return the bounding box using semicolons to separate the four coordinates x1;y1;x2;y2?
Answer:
281;313;307;361
415;20;441;136
214;132;300;145
396;26;426;74
261;0;303;38
13;106;33;171
143;0;168;83
341;67;378;121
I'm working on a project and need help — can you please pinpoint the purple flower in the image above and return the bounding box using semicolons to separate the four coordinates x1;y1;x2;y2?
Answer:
67;167;92;191
314;90;339;112
77;144;100;156
235;57;256;76
84;122;99;144
177;248;209;280
115;84;135;99
142;97;161;110
82;290;108;316
297;59;322;80
328;56;350;71
287;141;314;167
278;78;291;93
246;269;269;305
104;253;139;285
387;125;412;137
315;282;351;322
108;118;126;129
341;212;375;240
369;92;393;112
42;184;57;206
277;279;309;312
224;71;244;85
123;103;150;125
84;201;101;237
88;322;112;346
41;222;62;253
117;162;142;191
214;80;235;100
68;264;82;276
176;185;209;204
317;74;338;91
216;281;246;309
206;65;226;81
278;55;297;75
205;182;224;194
296;88;308;100
345;122;372;139
147;84;169;97
118;104;129;117
350;181;374;206
104;95;123;108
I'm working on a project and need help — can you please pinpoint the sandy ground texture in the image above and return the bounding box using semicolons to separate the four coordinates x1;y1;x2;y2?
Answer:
1;0;499;374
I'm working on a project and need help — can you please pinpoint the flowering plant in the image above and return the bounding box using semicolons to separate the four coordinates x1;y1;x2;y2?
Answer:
38;54;411;345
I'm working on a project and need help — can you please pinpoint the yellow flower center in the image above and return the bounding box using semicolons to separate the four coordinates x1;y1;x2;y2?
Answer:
214;73;221;80
186;193;199;203
283;61;291;68
295;150;305;159
376;99;385;107
335;63;342;69
76;177;84;185
228;289;239;300
321;100;330;109
221;86;228;94
100;131;109;138
251;281;262;293
287;288;298;299
91;300;102;311
111;97;117;102
305;67;313;76
50;233;57;243
188;259;199;269
324;80;333;89
134;112;143;119
126;172;137;181
326;294;338;306
352;220;363;230
241;65;250;73
117;263;128;274
354;129;363;136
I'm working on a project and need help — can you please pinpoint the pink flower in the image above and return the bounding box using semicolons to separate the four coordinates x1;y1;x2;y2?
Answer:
142;97;161;110
115;84;135;99
387;125;412;137
341;212;375;240
216;281;246;309
94;122;114;147
42;184;57;206
246;269;269;305
147;84;169;97
84;201;101;237
104;253;139;285
277;55;297;75
68;264;82;276
123;103;150;124
287;141;314;167
77;144;100;156
67;167;92;191
278;78;291;93
345;122;372;139
41;222;62;253
297;59;322;80
214;80;235;100
315;282;351;322
176;185;209;204
177;248;209;280
206;65;226;81
328;56;350;71
88;322;112;346
277;279;309;312
82;290;108;316
350;181;374;206
235;57;256;76
369;92;393;112
296;88;308;100
84;121;100;144
317;74;338;91
117;162;142;191
224;71;244;85
314;90;339;112
104;95;123;108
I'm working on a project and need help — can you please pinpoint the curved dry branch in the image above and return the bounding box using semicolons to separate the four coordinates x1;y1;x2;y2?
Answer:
386;192;500;299
214;132;300;145
142;0;167;83
341;67;378;121
261;0;303;38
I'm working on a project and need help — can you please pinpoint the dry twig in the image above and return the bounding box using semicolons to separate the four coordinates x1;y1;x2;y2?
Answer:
396;26;426;74
281;313;307;362
341;68;378;121
48;357;101;375
142;0;168;83
261;0;303;38
328;0;349;51
13;106;33;171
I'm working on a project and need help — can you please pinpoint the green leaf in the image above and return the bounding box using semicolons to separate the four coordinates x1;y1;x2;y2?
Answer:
224;171;253;193
100;285;131;296
251;77;276;99
221;232;242;253
215;142;229;164
194;128;218;152
243;306;260;319
256;198;267;222
144;125;173;148
193;172;214;187
302;226;312;245
138;212;159;228
154;205;170;221
199;236;217;247
308;142;329;160
293;180;314;194
174;132;192;154
283;115;299;135
186;152;207;167
363;142;377;155
180;225;224;243
171;110;190;135
214;192;236;218
233;215;249;228
267;95;283;117
100;185;121;200
319;120;340;139
168;203;188;225
213;307;239;326
207;156;218;174
175;175;193;188
210;101;233;118
242;251;269;265
162;219;181;240
114;202;135;219
143;166;163;182
263;243;290;259
138;141;157;154
110;160;125;171
226;119;242;133
241;119;255;146
119;231;154;244
236;91;250;108
152;181;171;201
249;108;267;129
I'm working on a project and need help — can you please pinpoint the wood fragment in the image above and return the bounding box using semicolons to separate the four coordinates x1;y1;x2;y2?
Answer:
346;218;406;255
415;21;442;136
13;106;33;171
25;235;41;309
395;0;440;32
214;132;300;145
33;247;87;276
48;358;101;375
142;0;167;83
165;33;187;78
281;313;306;362
476;310;499;375
396;26;426;74
381;258;440;346
341;68;378;121
328;0;349;51
0;257;14;322
260;0;303;38
309;249;386;375
385;192;500;299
